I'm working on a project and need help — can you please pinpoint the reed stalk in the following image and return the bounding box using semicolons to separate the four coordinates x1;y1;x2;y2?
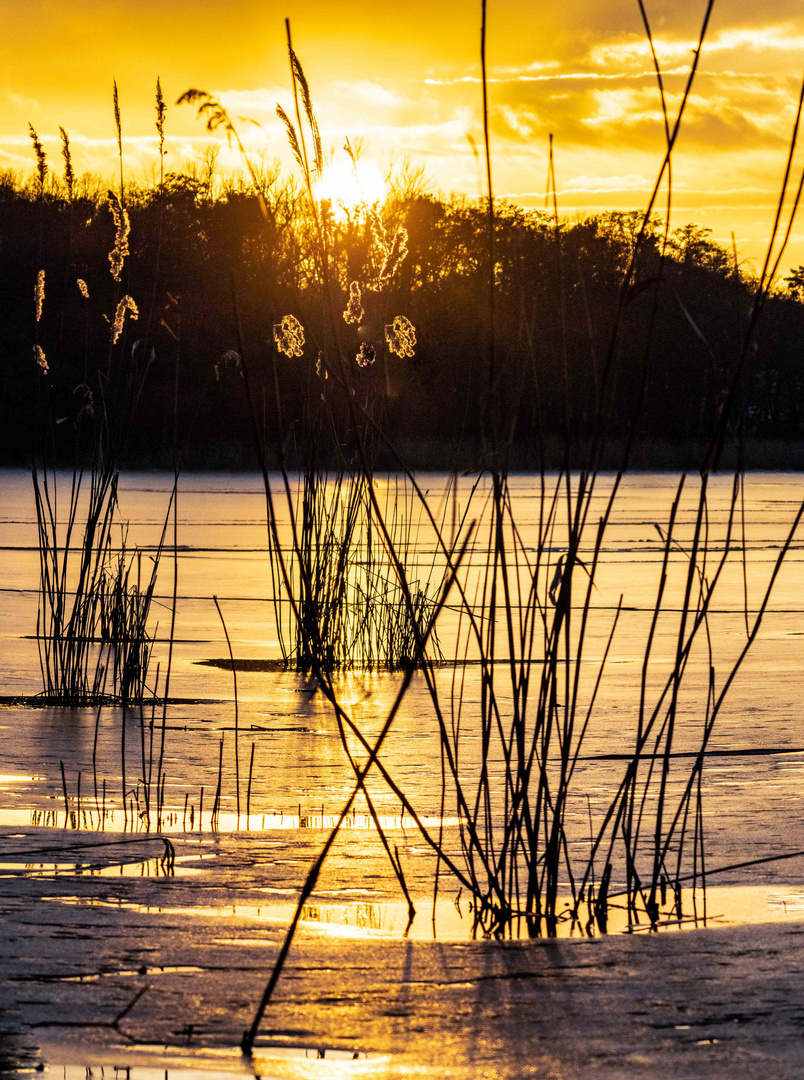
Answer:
160;1;804;1052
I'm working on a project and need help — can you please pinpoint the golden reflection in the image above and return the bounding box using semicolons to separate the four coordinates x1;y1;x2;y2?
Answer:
0;804;458;834
0;856;198;879
40;886;804;941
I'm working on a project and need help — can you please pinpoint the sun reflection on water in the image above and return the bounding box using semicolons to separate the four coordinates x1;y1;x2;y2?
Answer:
40;885;804;942
0;805;459;834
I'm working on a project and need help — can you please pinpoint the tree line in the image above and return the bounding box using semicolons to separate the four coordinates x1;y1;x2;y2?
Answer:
2;162;804;470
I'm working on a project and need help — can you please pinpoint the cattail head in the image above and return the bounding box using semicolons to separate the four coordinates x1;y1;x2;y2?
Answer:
343;281;364;325
356;342;376;367
107;190;130;281
59;127;74;201
273;315;305;357
385;315;416;358
28;124;47;192
77;278;89;299
111;295;138;344
33;345;48;373
35;270;45;322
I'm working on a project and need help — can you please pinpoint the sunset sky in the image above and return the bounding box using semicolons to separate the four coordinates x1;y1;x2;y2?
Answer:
5;0;804;272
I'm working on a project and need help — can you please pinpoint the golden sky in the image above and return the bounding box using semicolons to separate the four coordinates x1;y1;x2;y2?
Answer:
5;0;804;273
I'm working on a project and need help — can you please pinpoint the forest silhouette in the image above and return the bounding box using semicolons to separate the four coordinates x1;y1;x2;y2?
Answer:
4;162;804;470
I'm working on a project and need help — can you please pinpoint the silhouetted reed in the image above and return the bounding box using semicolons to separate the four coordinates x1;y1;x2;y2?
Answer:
274;460;445;672
31;82;175;709
180;56;443;676
18;1;803;1054
228;1;804;1051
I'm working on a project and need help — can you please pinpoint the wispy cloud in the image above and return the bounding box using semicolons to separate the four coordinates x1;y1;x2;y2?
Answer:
590;23;804;68
1;2;804;268
329;80;407;107
582;87;663;128
4;90;39;109
559;173;653;193
425;69;690;87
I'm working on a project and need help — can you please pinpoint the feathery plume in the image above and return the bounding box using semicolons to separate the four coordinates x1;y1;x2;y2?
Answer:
28;124;47;192
155;77;167;189
35;270;45;322
379;227;409;283
59;127;74;200
356;342;376;367
107;191;130;281
155;78;166;150
289;48;323;177
112;79;125;205
385;315;416;358
111;295;138;344
177;89;238;143
33;345;48;373
112;80;122;159
77;278;89;299
273;314;305;357
343;136;359;169
369;208;389;267
275;105;305;173
343;282;364;325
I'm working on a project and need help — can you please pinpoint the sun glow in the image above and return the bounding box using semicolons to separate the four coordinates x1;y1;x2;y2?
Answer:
315;160;386;219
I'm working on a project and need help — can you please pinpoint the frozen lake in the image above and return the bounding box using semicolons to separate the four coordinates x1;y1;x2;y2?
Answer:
2;467;804;917
6;467;804;1075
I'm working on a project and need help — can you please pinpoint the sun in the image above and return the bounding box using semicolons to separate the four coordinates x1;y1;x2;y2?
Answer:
314;160;385;220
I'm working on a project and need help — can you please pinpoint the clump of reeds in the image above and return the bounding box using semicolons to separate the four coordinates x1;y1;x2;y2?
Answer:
33;459;173;707
233;3;804;1052
272;463;445;672
31;82;171;707
181;47;442;675
98;543;160;705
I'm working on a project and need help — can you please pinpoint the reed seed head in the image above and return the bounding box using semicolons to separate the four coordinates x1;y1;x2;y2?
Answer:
273;314;305;357
77;278;89;299
59;127;74;200
112;295;139;344
276;104;305;174
289;47;323;178
113;79;122;159
28;124;47;191
177;89;237;145
369;207;388;254
35;269;45;322
107;190;130;281
155;78;166;149
379;227;409;284
33;345;48;373
344;281;364;325
356;342;376;367
385;315;416;358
